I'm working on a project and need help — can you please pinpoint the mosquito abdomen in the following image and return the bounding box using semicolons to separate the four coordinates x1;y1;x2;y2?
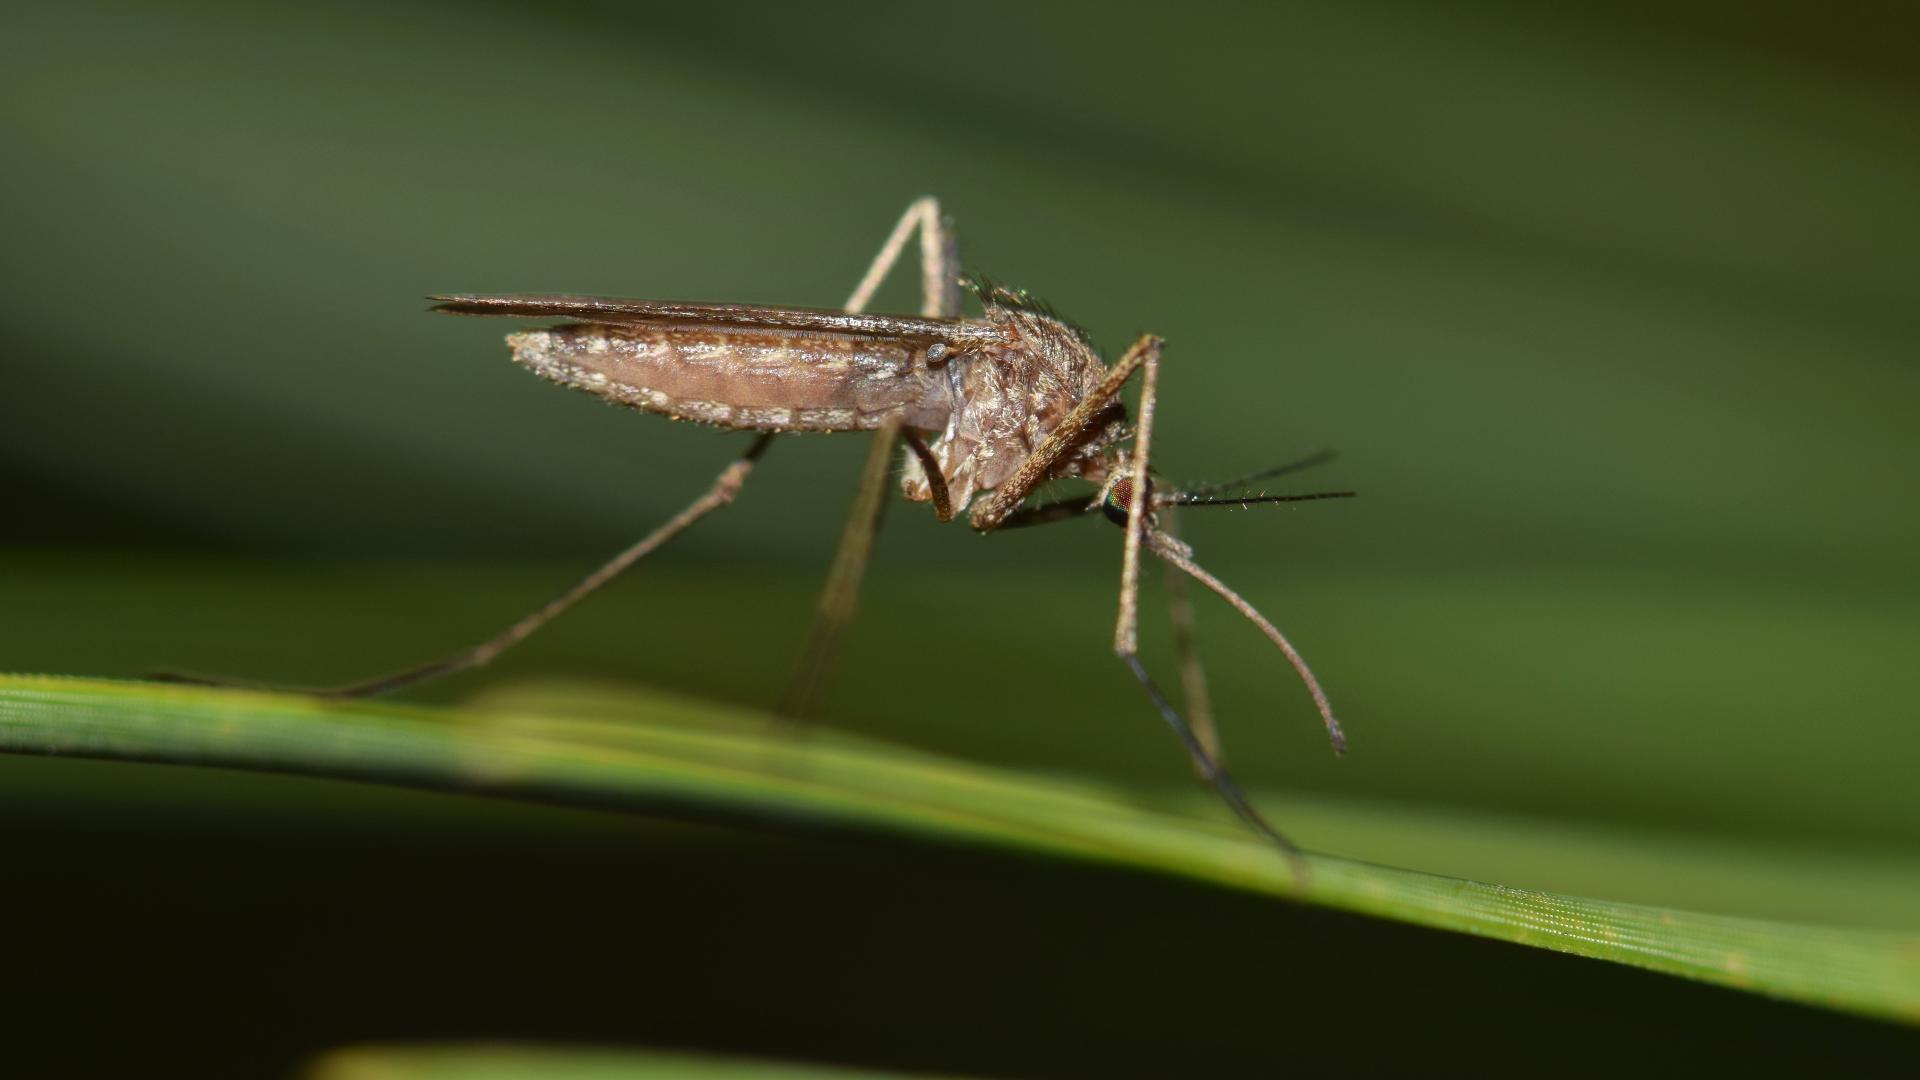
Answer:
507;323;951;432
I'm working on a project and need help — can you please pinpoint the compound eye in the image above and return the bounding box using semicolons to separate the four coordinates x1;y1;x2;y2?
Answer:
1102;475;1154;526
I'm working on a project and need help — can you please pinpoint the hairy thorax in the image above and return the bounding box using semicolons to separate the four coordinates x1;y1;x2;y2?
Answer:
900;301;1129;512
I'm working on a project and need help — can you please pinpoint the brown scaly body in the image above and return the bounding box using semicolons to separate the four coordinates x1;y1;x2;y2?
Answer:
508;323;952;434
498;283;1130;516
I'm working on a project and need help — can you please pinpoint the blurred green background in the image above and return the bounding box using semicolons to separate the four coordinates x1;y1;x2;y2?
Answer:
3;0;1918;1075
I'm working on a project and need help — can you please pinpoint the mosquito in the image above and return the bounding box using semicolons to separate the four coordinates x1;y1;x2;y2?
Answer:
159;198;1354;861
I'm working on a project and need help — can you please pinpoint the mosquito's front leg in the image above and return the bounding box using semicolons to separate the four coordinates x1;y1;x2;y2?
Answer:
967;334;1161;533
1105;342;1310;879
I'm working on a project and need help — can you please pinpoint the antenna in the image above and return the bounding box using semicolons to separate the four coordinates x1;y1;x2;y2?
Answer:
1166;490;1355;509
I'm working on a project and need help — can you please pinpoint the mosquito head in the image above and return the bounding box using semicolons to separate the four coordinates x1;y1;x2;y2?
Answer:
1101;473;1154;526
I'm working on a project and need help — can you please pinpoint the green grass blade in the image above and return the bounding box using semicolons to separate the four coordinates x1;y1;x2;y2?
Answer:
2;674;1915;1024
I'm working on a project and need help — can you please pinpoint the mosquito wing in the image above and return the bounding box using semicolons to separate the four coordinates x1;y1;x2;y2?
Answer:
431;294;1001;346
433;294;997;433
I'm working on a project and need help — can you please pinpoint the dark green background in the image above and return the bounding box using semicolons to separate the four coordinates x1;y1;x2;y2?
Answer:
3;1;1917;1075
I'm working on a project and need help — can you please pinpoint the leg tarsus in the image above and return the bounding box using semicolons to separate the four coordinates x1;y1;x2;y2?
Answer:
1120;653;1309;885
151;435;775;700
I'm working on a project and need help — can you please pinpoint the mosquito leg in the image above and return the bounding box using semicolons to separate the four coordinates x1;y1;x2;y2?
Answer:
1159;505;1220;764
969;334;1160;532
1112;339;1162;660
776;415;901;722
843;196;959;318
153;435;776;699
1103;344;1305;879
1147;529;1347;755
1120;656;1304;869
775;201;962;720
900;428;953;522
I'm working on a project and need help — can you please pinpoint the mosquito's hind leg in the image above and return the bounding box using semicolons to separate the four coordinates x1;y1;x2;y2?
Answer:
774;199;962;722
152;435;776;699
